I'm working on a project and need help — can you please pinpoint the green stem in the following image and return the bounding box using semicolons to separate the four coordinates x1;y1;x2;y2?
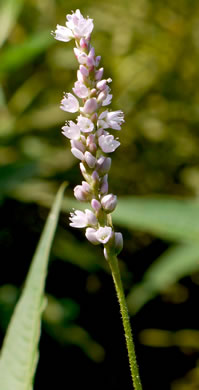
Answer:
107;253;142;390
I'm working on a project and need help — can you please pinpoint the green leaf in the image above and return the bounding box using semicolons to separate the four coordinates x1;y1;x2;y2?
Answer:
127;242;199;314
0;0;25;47
0;31;53;73
0;182;67;390
113;197;199;242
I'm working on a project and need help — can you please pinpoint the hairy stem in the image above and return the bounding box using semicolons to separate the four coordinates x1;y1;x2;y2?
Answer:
107;253;142;390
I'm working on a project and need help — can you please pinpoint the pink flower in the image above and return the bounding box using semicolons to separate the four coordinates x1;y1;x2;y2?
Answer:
69;209;97;228
62;121;80;139
98;134;120;153
85;228;100;245
102;94;112;106
73;81;89;98
98;110;124;130
66;9;94;39
61;93;79;113
77;115;94;133
73;48;88;64
53;25;74;42
106;110;124;130
70;139;85;153
74;181;92;201
95;226;113;244
69;210;88;228
97;110;109;129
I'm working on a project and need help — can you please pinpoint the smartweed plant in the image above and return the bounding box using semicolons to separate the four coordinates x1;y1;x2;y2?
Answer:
53;9;142;390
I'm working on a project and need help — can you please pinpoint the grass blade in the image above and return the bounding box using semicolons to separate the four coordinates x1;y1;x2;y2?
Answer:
0;182;67;390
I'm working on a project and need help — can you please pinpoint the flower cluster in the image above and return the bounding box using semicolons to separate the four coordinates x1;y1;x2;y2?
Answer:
53;9;124;257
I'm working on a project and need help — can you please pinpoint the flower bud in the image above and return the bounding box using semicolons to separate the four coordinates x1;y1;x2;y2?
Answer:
91;198;101;212
73;48;87;64
95;56;101;67
90;112;98;123
87;57;94;67
80;162;86;175
80;37;89;49
79;64;89;77
71;139;85;153
95;67;104;81
100;174;108;194
87;134;97;154
74;182;92;201
87;47;95;68
114;232;123;255
96;79;107;90
83;98;98;114
90;88;97;97
101;194;117;213
96;156;111;175
89;46;95;58
71;148;84;160
77;69;85;83
92;170;100;183
86;134;95;146
85;228;100;245
80;162;90;182
85;209;98;226
84;151;96;168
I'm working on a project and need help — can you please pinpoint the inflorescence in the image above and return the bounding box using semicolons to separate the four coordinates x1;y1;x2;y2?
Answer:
53;9;124;259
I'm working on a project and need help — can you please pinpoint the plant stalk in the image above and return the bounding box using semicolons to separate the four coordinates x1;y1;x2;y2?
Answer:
107;253;142;390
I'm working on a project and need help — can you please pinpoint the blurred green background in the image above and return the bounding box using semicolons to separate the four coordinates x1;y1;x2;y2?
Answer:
1;0;199;389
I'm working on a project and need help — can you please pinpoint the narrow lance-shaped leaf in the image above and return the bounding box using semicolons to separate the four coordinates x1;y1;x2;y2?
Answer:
127;242;199;314
0;182;67;390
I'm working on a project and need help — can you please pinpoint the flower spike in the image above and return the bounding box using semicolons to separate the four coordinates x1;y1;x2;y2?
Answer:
53;9;124;253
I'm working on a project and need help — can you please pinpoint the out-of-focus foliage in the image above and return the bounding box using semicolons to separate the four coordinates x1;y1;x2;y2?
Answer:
1;0;199;389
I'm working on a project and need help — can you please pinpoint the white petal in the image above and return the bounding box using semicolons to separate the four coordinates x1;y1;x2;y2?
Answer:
62;121;80;139
73;81;89;98
66;10;93;38
85;228;100;245
98;110;108;120
69;209;87;228
85;209;98;226
98;135;120;153
61;93;79;113
53;25;74;42
77;115;94;133
95;226;112;244
102;94;112;106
